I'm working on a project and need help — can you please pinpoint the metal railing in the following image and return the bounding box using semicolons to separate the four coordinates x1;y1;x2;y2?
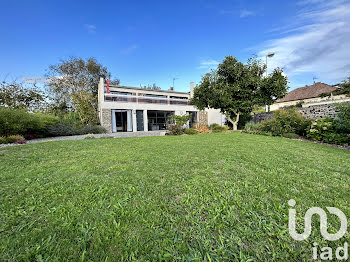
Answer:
104;94;190;105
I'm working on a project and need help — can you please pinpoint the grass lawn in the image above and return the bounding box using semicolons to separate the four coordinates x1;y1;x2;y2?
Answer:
1;132;350;261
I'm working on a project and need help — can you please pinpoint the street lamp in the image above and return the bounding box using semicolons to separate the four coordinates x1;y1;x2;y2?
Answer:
265;52;275;77
265;52;275;112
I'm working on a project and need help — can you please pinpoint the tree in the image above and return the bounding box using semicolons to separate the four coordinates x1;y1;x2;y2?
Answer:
172;114;191;127
0;80;47;111
46;57;119;124
319;77;350;98
338;77;350;96
190;56;288;130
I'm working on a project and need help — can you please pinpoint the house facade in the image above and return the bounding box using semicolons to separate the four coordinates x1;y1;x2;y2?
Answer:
270;82;350;111
97;78;226;133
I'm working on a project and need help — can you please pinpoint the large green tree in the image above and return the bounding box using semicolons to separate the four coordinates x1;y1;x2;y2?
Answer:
0;80;47;111
46;57;119;124
191;56;288;130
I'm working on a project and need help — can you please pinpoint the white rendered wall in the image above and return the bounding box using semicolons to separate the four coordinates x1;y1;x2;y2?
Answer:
206;108;225;126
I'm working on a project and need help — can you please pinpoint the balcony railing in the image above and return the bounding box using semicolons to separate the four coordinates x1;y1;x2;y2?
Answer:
104;94;190;105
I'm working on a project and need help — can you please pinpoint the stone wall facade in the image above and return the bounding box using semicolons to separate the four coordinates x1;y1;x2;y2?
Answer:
252;112;274;123
252;103;343;123
298;104;338;120
101;109;112;133
198;111;208;126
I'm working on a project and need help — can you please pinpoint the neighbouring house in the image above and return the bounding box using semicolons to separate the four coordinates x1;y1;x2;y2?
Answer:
97;78;226;133
270;82;350;111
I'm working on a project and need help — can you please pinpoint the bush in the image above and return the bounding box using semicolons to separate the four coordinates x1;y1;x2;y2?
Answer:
323;133;349;145
208;123;220;130
5;135;25;143
260;108;311;136
211;125;229;133
47;122;78;137
307;118;334;141
334;102;350;134
167;125;184;135
243;122;262;134
0;107;58;137
307;117;349;145
14;140;27;144
0;137;7;144
171;114;191;127
24;134;37;140
197;125;209;134
80;125;107;135
184;128;198;135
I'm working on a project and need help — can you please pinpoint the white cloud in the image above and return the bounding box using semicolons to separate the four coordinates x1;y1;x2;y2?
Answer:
219;9;255;18
240;9;255;18
84;24;96;34
258;0;350;84
120;44;139;55
21;77;48;84
197;59;220;69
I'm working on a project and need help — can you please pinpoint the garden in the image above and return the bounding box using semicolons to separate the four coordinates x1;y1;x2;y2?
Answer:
1;131;350;261
243;103;350;146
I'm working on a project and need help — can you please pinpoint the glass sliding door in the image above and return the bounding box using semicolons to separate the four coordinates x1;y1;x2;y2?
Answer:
147;111;174;131
111;109;133;132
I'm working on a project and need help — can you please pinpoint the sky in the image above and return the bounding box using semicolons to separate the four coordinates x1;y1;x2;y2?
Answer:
1;0;350;92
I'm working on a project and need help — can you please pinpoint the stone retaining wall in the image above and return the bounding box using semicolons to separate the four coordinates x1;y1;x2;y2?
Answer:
253;103;346;123
298;104;338;120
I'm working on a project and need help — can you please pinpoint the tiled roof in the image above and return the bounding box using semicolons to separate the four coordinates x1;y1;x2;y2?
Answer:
277;82;337;103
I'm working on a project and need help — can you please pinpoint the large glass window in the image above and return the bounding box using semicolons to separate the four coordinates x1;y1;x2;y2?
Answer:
187;111;198;128
136;110;144;131
147;111;174;131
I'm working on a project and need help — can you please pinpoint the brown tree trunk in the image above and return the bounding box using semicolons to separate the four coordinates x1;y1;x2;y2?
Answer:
227;112;240;131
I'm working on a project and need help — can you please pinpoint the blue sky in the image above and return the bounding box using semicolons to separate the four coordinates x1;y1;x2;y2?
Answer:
1;0;350;92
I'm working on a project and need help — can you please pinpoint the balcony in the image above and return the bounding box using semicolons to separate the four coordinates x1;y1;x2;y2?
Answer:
104;94;190;105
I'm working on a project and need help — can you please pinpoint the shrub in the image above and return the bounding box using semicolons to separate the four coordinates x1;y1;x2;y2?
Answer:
0;107;58;137
6;135;25;143
307;117;349;145
197;125;209;134
13;140;27;144
307;118;334;141
184;128;198;135
47;122;78;137
171;114;191;127
260;108;311;136
334;102;350;134
24;134;37;140
80;125;107;135
243;122;262;134
0;137;7;144
211;125;229;133
209;123;220;130
323;133;349;145
167;125;184;135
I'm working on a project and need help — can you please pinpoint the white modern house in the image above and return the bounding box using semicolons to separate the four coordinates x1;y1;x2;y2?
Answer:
97;78;225;133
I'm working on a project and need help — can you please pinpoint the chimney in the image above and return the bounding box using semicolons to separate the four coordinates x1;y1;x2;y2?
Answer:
169;87;174;91
190;82;195;98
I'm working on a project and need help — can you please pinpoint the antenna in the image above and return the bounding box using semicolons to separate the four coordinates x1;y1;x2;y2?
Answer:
172;77;179;88
313;77;318;84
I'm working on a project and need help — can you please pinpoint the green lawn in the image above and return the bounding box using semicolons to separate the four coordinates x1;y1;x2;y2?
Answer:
0;132;349;261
